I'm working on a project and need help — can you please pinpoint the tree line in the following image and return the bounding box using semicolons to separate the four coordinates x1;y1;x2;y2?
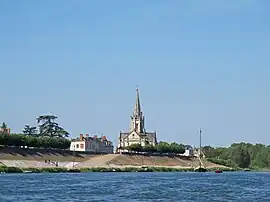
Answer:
202;142;270;169
0;115;70;149
122;141;186;154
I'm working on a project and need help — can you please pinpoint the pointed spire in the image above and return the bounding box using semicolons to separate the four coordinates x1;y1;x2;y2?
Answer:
133;88;141;117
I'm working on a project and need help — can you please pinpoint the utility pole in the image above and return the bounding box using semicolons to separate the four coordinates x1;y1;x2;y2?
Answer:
199;129;201;157
199;128;202;168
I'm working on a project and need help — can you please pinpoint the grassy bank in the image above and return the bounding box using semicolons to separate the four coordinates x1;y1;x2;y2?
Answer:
0;166;239;173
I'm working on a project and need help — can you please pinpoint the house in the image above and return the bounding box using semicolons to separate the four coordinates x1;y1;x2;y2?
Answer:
181;145;194;157
0;128;11;135
70;134;114;154
117;89;157;152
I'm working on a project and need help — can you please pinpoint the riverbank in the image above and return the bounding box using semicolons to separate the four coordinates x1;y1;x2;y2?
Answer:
0;147;228;168
0;165;239;173
0;147;234;172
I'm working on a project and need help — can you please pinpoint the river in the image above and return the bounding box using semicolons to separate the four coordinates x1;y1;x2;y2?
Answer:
0;172;269;201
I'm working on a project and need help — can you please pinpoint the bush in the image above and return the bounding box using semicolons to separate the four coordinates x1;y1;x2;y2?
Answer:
0;133;70;149
125;142;185;154
0;166;23;173
207;157;239;168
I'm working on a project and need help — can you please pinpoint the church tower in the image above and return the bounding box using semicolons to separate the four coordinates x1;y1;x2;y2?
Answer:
130;88;145;133
117;88;157;152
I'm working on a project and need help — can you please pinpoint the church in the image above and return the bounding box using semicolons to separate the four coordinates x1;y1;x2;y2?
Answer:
117;89;157;152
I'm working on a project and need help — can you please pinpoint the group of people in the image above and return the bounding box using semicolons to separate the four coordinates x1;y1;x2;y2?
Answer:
44;159;58;167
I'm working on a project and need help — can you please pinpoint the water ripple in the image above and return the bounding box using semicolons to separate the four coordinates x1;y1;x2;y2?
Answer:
0;172;270;201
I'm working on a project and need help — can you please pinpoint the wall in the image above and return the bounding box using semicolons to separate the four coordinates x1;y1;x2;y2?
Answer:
70;139;113;154
70;141;85;152
118;132;155;149
85;139;113;153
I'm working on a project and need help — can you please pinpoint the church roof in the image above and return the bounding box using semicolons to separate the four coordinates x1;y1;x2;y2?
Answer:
119;131;156;139
119;133;129;139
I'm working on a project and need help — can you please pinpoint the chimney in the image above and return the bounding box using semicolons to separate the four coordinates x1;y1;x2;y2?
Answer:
80;134;84;141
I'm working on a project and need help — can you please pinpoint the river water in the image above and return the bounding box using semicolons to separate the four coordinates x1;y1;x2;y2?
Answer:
0;172;270;201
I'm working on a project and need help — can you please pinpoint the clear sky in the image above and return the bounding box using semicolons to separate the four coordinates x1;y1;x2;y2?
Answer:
0;0;269;147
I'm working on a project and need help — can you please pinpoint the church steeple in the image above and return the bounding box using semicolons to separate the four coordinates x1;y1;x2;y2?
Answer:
130;88;145;133
133;88;141;118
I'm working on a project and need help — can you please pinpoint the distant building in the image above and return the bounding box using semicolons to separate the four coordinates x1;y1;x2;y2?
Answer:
0;128;11;135
70;134;114;153
117;89;157;152
181;145;194;157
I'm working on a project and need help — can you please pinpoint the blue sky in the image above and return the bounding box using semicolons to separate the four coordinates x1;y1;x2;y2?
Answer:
0;0;269;147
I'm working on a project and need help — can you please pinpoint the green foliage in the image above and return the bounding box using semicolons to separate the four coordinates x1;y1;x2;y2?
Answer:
23;125;37;136
203;142;270;169
0;133;70;149
127;143;143;152
207;157;238;168
156;141;171;153
0;166;238;173
125;142;185;154
0;166;22;173
143;144;156;153
1;114;70;149
39;167;68;173
37;115;69;138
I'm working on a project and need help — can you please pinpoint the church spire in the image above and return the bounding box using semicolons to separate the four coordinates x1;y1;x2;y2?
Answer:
130;88;145;133
133;88;141;118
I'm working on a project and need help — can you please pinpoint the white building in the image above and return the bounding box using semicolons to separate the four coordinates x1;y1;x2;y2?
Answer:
70;134;114;154
180;145;194;157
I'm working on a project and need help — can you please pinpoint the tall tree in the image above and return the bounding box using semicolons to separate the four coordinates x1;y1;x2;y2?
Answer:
23;125;37;136
37;115;69;138
232;148;251;168
37;115;57;137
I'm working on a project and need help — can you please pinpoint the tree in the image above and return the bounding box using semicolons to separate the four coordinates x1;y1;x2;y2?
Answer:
156;141;171;153
203;142;270;169
0;133;71;149
37;115;69;138
170;142;185;154
54;125;69;138
143;144;156;153
232;148;250;168
37;115;57;137
23;125;37;136
125;141;186;154
127;143;142;152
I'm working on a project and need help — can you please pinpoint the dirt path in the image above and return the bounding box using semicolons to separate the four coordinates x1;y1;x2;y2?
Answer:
75;154;120;168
